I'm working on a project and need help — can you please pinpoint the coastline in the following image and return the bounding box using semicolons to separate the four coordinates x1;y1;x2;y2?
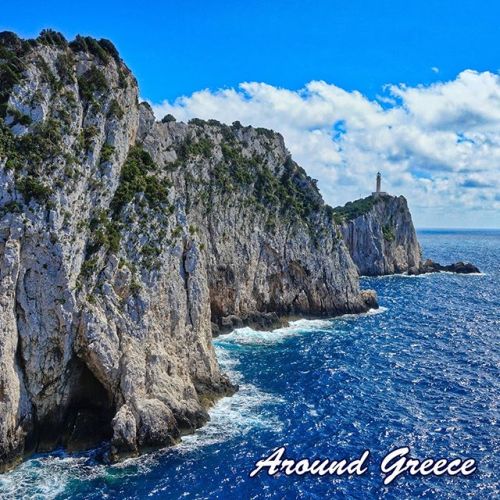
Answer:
0;309;388;492
1;226;497;498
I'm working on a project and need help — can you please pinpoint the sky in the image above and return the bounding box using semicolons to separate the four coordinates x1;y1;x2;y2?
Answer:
2;0;499;227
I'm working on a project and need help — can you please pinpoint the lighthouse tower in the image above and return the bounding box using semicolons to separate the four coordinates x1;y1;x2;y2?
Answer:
372;172;387;197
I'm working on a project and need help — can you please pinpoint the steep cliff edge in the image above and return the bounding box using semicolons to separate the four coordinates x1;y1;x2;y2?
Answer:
334;194;479;276
0;31;376;471
334;194;422;276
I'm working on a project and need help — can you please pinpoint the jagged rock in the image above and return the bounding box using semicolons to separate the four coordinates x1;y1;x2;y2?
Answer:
220;314;244;332
216;312;285;335
0;31;377;470
111;404;138;458
360;289;378;309
413;259;480;275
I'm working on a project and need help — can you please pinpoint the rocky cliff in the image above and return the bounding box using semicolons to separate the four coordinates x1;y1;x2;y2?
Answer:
334;194;479;276
0;31;376;470
334;194;422;276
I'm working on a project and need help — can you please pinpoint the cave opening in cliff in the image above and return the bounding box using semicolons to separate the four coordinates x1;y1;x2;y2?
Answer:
62;359;116;452
29;358;116;455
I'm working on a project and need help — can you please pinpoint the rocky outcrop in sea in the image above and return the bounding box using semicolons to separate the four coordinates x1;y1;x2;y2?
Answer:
334;194;480;276
0;31;377;471
413;259;480;275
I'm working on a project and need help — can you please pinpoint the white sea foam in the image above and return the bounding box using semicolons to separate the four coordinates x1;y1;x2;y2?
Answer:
0;381;282;498
215;320;328;346
166;308;387;454
0;307;385;498
179;381;283;452
367;271;486;279
0;453;108;500
368;306;387;314
364;272;429;279
337;306;387;319
215;308;387;346
174;344;283;451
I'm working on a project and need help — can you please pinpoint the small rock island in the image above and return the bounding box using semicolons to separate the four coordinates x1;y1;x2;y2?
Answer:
333;173;480;276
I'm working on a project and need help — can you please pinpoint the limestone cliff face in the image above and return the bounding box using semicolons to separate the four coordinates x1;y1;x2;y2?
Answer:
335;194;422;276
0;31;376;470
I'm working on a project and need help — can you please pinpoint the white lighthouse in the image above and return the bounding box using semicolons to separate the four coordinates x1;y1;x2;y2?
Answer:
372;172;387;197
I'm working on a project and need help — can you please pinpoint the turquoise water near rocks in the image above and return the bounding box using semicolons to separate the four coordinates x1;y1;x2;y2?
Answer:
1;229;498;499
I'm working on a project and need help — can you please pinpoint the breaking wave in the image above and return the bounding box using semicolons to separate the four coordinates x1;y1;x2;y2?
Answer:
215;308;387;346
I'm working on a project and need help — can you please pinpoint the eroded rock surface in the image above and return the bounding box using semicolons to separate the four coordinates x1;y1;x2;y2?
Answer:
335;194;422;276
0;30;376;470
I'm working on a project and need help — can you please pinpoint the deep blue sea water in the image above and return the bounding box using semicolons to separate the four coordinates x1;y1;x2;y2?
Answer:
1;229;498;499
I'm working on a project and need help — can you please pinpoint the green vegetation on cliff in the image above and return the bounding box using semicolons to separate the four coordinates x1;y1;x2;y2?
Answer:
382;224;395;242
254;157;322;220
111;145;171;216
0;118;16;158
332;194;388;223
161;114;176;123
78;67;109;101
69;35;121;65
174;121;324;225
1;117;63;171
37;29;68;49
0;33;30;118
16;176;52;202
86;210;122;255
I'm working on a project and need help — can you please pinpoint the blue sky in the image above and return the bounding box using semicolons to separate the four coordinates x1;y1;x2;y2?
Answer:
4;0;499;101
2;0;500;227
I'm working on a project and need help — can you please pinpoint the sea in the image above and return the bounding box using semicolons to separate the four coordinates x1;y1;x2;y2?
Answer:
0;229;498;499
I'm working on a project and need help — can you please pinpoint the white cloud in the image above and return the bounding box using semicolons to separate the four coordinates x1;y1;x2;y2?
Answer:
149;70;500;228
